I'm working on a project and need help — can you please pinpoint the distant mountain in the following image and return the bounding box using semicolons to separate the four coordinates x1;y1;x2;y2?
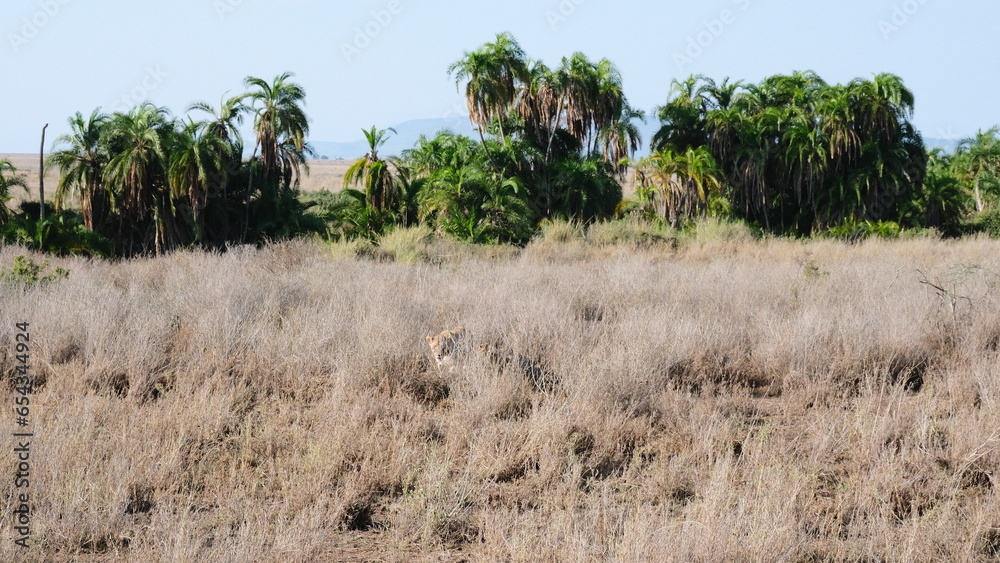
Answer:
311;117;479;159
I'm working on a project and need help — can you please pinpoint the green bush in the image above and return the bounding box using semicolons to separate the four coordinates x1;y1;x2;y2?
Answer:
681;217;758;244
0;255;69;286
534;219;585;245
1;210;112;258
822;220;901;242
974;208;1000;238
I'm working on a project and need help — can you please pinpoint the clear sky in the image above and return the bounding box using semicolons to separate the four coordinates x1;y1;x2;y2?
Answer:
2;0;998;153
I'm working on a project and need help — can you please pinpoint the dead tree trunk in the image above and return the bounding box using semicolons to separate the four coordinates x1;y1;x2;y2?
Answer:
39;123;48;220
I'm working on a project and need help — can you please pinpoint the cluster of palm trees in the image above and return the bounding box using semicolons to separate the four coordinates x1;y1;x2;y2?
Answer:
634;72;942;234
447;33;642;221
45;72;315;256
8;34;1000;256
954;126;1000;213
311;126;536;244
323;33;641;244
449;33;643;173
311;36;999;244
906;127;1000;234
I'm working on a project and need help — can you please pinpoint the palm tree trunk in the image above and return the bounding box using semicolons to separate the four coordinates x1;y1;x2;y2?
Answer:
243;142;260;243
974;176;984;212
545;96;566;164
476;127;502;175
91;179;107;232
82;187;94;231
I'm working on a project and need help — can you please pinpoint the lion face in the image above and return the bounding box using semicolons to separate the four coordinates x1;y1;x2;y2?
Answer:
425;326;465;367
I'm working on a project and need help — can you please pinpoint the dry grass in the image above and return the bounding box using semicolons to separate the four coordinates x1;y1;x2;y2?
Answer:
296;159;353;193
0;154;60;206
1;234;999;561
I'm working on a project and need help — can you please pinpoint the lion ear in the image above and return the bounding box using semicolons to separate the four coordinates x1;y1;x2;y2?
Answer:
425;335;434;343
453;326;464;334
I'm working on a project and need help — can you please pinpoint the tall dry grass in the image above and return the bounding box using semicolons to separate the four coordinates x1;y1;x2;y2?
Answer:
0;234;998;561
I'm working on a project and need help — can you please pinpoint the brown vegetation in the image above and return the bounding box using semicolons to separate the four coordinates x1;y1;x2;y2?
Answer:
1;233;999;561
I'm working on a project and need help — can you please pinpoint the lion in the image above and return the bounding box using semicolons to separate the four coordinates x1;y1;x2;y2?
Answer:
425;326;465;368
425;327;557;391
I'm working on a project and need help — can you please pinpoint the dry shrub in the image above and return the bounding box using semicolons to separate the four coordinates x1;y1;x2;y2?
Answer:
377;225;434;264
586;218;677;249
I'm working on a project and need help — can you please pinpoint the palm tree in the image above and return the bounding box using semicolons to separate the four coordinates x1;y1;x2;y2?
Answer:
700;76;743;110
598;103;644;176
478;176;532;241
344;126;398;234
325;188;373;240
587;58;631;158
917;149;968;229
188;94;247;198
515;60;561;150
402;130;481;175
834;75;924;225
392;163;425;228
534;52;607;160
448;32;529;146
243;72;309;183
849;73;914;145
418;162;480;235
558;53;598;146
0;159;27;225
816;85;860;166
48;109;110;230
102;103;173;255
780;110;827;228
167;119;229;243
242;72;311;241
417;160;532;243
955;127;1000;212
188;94;247;150
651;76;708;153
547;156;622;222
636;147;722;227
725;112;773;230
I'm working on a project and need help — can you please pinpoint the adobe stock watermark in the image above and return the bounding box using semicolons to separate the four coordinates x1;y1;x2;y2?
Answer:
7;0;72;54
112;66;169;113
878;0;932;40
673;0;753;72
546;0;587;29
214;0;250;20
341;1;403;64
931;126;963;154
442;102;469;121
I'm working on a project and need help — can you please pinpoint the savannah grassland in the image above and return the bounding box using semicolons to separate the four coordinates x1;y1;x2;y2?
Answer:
1;226;999;562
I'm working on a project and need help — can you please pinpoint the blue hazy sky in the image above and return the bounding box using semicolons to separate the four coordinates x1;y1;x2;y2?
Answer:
2;0;998;153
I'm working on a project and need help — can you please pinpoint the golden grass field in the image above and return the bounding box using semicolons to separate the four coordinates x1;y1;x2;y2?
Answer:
0;226;998;561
